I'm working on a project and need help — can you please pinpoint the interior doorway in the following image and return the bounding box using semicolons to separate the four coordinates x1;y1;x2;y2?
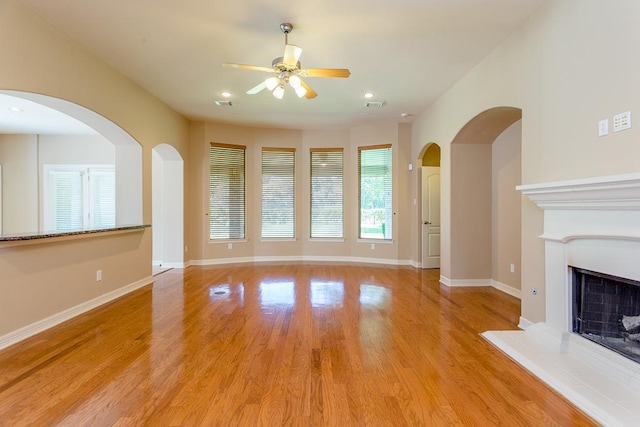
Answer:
448;107;522;294
152;144;184;271
421;143;441;269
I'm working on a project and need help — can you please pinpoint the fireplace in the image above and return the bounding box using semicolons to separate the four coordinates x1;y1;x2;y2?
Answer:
572;267;640;363
482;173;640;426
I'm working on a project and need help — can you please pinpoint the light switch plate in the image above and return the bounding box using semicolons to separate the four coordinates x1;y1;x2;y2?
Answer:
613;111;631;132
598;119;608;136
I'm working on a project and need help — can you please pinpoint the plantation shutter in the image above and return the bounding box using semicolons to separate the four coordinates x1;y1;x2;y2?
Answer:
51;170;84;231
310;148;343;238
88;168;116;228
358;144;392;240
209;143;246;239
261;148;295;239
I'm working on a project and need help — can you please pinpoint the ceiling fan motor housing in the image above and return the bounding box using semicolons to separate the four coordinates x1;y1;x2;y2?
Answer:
280;23;293;34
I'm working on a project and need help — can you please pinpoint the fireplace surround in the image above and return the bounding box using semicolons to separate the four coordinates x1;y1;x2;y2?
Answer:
483;173;640;426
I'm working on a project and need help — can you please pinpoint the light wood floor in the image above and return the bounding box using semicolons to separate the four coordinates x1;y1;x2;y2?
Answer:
0;264;595;426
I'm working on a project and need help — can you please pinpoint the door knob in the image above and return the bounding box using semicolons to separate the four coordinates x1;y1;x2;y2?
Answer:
424;221;431;225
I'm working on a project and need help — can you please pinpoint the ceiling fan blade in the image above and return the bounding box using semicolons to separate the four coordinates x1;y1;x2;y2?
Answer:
223;63;275;73
299;79;317;99
246;81;267;95
302;68;351;78
282;44;303;67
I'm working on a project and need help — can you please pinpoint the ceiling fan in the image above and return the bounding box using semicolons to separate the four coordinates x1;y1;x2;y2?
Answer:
223;23;350;99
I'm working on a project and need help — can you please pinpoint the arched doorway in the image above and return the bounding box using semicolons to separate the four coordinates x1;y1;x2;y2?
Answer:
152;143;184;271
419;143;441;269
448;106;522;297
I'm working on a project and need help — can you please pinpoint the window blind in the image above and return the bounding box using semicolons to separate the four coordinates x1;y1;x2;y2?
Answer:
358;144;392;240
310;148;343;238
209;143;246;240
261;148;295;239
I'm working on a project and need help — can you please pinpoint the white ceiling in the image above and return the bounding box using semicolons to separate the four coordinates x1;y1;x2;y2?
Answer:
0;93;96;135
16;0;546;131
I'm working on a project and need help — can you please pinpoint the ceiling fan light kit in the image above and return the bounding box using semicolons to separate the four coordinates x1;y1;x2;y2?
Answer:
223;23;350;100
272;84;285;100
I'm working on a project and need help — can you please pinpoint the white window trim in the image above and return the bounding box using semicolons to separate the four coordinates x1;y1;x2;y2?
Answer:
308;237;346;243
357;238;394;244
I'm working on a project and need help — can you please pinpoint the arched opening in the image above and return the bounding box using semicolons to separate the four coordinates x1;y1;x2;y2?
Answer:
0;90;142;235
152;143;184;272
418;143;441;269
449;106;522;296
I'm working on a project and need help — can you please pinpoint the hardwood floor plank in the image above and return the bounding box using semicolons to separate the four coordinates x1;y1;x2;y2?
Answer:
0;264;596;426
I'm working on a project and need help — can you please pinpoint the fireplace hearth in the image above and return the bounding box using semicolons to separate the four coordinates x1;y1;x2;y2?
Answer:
483;173;640;425
572;267;640;363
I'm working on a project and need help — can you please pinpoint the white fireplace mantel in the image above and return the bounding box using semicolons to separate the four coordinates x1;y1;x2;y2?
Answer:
517;172;640;210
483;173;640;426
521;173;640;332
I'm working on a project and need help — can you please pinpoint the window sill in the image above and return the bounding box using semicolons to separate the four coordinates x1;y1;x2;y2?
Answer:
208;238;249;244
260;238;297;242
357;238;394;244
308;238;346;243
0;224;150;249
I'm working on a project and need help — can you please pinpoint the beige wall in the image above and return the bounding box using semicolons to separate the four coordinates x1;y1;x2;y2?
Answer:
189;121;411;264
38;134;114;165
0;134;38;233
0;0;189;338
411;0;640;323
492;120;521;290
450;143;492;279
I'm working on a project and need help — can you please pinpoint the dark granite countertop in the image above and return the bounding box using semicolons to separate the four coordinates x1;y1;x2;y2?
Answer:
0;224;150;244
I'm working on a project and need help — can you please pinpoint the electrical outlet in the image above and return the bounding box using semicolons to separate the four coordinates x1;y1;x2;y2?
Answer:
370;243;375;250
96;270;102;282
510;263;515;273
228;243;233;250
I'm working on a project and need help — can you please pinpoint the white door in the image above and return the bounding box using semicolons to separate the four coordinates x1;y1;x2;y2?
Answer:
422;166;440;268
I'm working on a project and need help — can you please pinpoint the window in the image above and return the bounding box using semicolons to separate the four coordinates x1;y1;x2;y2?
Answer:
310;148;343;238
44;165;115;231
262;148;295;239
358;144;392;240
209;143;246;240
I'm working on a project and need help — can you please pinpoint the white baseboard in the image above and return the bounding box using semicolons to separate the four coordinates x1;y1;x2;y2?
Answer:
0;275;154;351
518;316;535;330
153;261;187;268
440;276;522;300
491;279;522;299
191;255;415;267
158;262;187;268
441;277;492;287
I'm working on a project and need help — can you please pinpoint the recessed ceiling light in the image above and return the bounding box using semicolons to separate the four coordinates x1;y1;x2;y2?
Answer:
364;92;375;99
8;106;23;112
401;113;409;117
220;91;231;98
